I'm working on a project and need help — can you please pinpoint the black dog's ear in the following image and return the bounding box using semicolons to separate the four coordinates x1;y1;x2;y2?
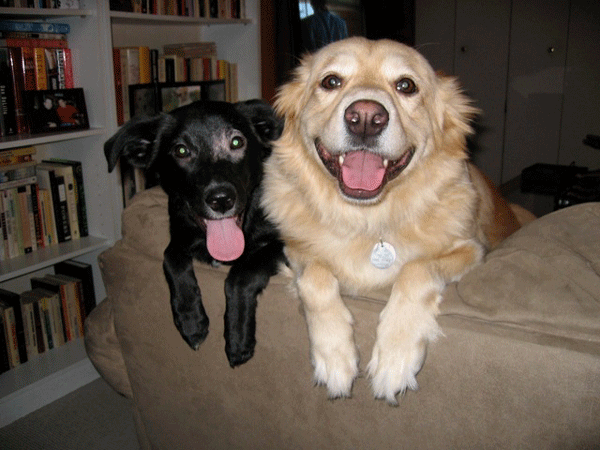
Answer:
234;100;284;146
104;114;171;173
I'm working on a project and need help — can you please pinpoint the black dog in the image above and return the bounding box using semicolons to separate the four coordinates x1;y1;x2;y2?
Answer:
104;100;285;367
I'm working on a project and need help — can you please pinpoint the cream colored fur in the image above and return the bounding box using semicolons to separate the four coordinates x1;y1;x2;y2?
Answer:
262;37;526;403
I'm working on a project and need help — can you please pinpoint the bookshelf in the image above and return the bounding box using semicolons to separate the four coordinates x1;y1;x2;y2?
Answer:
0;0;260;427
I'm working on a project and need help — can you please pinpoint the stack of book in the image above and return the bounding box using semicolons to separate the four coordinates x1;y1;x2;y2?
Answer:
109;0;246;19
0;259;96;374
113;41;236;125
0;1;80;9
0;20;75;136
0;146;88;259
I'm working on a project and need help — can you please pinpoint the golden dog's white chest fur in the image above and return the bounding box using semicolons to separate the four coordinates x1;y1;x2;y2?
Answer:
262;37;527;403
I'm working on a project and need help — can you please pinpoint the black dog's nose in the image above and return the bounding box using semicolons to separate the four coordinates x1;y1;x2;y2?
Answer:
344;100;389;137
205;184;236;214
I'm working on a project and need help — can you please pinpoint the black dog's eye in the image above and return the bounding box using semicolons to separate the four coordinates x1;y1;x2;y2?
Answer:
396;77;418;95
230;136;245;150
172;145;191;159
321;74;343;90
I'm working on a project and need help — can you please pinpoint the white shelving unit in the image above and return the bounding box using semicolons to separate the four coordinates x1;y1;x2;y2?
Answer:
0;0;260;427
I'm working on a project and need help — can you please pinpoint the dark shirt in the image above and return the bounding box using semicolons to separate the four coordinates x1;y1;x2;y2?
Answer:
301;10;349;53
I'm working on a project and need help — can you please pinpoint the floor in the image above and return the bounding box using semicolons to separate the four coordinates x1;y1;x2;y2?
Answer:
0;377;139;450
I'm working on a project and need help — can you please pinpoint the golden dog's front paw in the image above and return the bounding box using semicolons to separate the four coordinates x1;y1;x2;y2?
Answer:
366;342;424;405
311;342;359;398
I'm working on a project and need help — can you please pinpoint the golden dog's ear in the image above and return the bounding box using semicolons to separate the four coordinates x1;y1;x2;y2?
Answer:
274;55;314;129
434;75;479;158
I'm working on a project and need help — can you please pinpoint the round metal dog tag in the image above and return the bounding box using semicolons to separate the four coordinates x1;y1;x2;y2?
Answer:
370;241;396;269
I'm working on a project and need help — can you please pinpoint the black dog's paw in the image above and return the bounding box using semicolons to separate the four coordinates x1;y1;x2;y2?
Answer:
225;337;256;367
176;315;210;350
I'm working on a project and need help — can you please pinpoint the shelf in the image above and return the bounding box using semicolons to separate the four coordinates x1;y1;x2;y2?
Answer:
0;338;99;427
0;127;104;150
0;6;95;19
110;10;251;25
0;236;109;283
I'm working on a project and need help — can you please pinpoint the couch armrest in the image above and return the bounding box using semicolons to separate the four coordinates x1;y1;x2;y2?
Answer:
84;297;133;398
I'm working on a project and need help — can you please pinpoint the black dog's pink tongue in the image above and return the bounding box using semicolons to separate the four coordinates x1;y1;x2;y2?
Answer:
206;218;245;262
341;151;386;192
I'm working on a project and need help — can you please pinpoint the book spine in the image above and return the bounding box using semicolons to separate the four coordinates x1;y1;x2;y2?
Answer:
32;47;47;90
20;46;36;91
45;48;59;90
2;308;20;367
7;47;28;134
49;172;71;242
21;301;38;358
10;188;24;256
55;48;66;89
39;297;54;350
50;293;65;346
0;316;10;374
112;48;124;125
0;175;37;191
40;188;58;245
0;199;8;260
0;48;18;136
138;46;151;83
1;37;68;48
17;185;33;254
0;21;71;34
61;47;74;88
32;299;46;353
29;183;44;248
0;145;36;159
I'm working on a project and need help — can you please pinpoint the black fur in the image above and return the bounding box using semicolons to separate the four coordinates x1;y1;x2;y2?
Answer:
104;100;285;367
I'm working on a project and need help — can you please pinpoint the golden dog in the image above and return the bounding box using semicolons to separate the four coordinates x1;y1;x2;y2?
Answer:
261;37;532;403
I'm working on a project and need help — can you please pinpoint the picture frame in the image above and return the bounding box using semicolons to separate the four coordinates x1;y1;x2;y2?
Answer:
24;88;89;134
129;80;226;118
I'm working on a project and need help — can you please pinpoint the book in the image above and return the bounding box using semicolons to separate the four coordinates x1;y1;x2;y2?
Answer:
0;288;28;366
7;47;28;134
0;314;10;374
0;48;18;136
112;48;124;125
30;275;72;342
44;48;59;90
32;47;48;90
0;161;37;183
44;158;88;237
55;48;74;89
0;145;36;166
16;184;36;253
19;289;44;357
0;37;68;49
40;161;79;240
19;46;36;91
19;294;38;358
0;21;71;35
29;182;44;248
54;259;96;316
1;189;19;258
39;188;58;246
43;274;83;338
35;164;71;242
0;175;38;191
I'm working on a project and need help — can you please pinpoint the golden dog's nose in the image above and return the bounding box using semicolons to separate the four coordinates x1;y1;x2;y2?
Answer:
344;100;389;138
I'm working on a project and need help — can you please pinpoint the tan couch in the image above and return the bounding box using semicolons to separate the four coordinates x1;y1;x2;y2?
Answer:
85;187;600;450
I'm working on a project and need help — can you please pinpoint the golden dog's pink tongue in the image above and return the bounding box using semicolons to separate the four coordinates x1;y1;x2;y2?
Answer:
341;151;386;191
206;218;245;262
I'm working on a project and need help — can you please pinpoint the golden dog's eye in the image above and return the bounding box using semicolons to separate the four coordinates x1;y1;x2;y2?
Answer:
172;145;190;159
230;135;245;150
396;78;418;95
321;74;343;90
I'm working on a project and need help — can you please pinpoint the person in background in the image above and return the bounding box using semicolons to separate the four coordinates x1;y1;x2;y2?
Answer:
300;0;349;53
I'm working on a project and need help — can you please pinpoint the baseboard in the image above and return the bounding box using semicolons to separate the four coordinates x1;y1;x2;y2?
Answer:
0;358;100;428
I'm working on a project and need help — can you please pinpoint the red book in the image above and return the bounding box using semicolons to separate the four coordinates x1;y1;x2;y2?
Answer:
1;37;68;49
20;47;36;91
7;47;28;134
55;48;74;89
113;48;124;125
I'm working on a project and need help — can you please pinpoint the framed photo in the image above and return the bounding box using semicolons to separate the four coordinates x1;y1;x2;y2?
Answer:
129;80;227;118
24;88;89;134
